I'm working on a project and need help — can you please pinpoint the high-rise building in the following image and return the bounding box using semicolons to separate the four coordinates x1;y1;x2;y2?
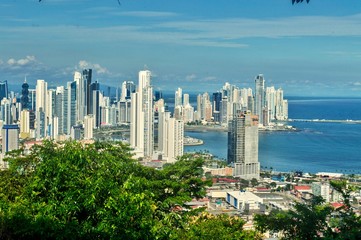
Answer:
228;111;260;180
20;109;30;139
0;98;12;124
254;74;265;125
130;70;154;159
89;81;99;115
212;92;222;122
36;109;46;139
182;94;194;123
74;71;86;122
66;81;77;135
2;124;19;153
0;81;8;100
21;80;29;109
158;111;184;163
118;100;131;123
29;89;36;111
121;81;136;101
35;79;47;113
83;69;92;115
92;90;102;128
175;88;182;107
83;114;94;140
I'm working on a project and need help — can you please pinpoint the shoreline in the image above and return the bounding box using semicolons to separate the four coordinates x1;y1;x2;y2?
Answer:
185;124;298;133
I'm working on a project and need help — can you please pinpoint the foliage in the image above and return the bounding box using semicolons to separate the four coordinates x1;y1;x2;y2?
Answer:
174;212;262;240
255;196;333;240
0;141;254;239
254;180;361;240
250;178;258;187
327;180;361;239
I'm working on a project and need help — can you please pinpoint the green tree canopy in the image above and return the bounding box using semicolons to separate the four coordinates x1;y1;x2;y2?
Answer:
254;181;361;240
0;141;257;239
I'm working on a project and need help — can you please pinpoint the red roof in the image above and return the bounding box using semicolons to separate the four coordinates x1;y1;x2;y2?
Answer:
331;202;344;209
294;185;311;191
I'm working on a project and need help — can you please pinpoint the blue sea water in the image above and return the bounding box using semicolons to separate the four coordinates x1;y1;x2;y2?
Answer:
184;98;361;174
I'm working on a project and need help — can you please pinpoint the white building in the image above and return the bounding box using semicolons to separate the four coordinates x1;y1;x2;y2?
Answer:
226;191;263;211
130;70;154;159
158;111;184;163
74;71;86;122
35;79;47;113
312;182;330;203
83;115;94;140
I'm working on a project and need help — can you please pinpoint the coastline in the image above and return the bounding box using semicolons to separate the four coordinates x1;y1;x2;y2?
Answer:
185;124;297;133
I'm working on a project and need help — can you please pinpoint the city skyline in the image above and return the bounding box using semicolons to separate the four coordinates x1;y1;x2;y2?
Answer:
1;0;361;96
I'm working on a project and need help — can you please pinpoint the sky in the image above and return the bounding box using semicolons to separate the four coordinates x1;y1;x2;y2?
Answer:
1;0;361;96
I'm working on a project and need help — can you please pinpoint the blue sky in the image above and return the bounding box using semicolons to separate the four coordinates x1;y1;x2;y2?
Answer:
1;0;361;96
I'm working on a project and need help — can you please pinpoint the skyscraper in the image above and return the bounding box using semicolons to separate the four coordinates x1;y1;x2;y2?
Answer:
158;111;184;163
35;79;47;112
83;114;94;140
212;92;222;122
254;74;265;125
121;81;136;101
83;69;92;115
2;124;19;154
89;81;99;115
21;80;29;109
74;71;86;122
20;109;30;139
175;88;182;107
130;70;154;159
227;111;260;180
0;80;8;100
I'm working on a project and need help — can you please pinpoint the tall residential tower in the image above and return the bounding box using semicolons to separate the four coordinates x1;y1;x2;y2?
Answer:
130;70;154;159
228;111;260;180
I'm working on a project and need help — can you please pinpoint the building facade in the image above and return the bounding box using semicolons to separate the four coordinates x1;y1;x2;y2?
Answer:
228;111;260;180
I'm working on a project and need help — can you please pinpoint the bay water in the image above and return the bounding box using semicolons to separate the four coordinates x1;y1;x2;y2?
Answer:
184;98;361;174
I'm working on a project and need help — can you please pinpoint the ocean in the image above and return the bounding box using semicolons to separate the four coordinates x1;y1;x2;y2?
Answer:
184;97;361;174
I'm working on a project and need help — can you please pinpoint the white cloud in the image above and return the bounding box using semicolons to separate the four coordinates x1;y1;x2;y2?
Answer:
7;55;36;66
77;60;109;74
185;74;196;82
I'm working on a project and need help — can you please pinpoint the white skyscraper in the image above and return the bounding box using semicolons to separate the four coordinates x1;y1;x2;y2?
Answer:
84;114;94;140
35;79;47;112
74;71;86;122
130;70;154;159
175;88;182;107
158;110;184;163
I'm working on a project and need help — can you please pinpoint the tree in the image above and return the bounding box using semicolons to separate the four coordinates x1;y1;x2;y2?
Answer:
327;180;361;239
254;196;333;240
0;141;208;239
0;141;257;239
175;212;262;240
251;178;258;187
254;180;361;240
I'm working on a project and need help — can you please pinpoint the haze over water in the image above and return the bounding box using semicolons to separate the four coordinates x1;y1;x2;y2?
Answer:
185;97;361;174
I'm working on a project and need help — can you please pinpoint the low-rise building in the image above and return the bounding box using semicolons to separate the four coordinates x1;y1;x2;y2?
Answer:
226;191;263;211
